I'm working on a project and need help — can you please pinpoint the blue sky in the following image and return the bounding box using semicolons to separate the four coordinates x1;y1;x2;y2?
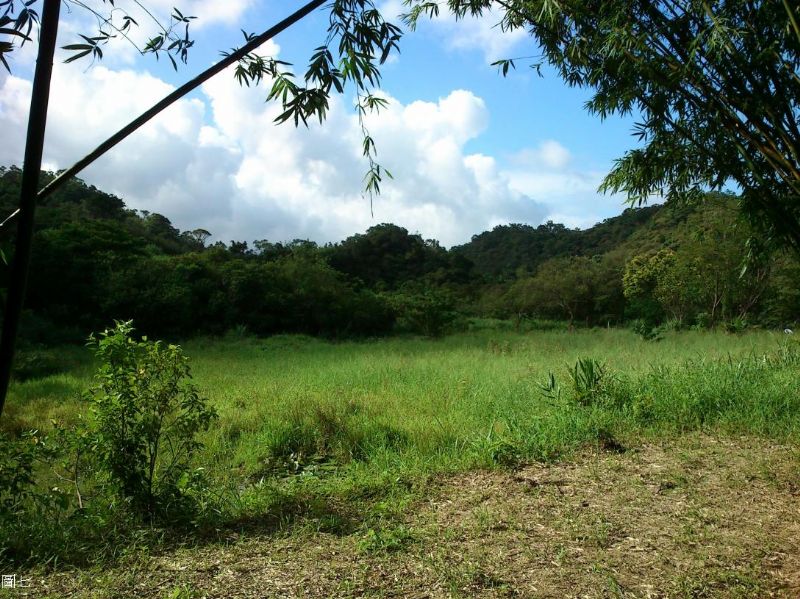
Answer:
0;0;640;246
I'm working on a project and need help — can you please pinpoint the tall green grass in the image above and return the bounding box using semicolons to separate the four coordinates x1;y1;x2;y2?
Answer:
7;329;797;476
2;328;798;565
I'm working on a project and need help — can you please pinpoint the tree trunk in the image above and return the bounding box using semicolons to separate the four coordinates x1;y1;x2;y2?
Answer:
0;0;62;417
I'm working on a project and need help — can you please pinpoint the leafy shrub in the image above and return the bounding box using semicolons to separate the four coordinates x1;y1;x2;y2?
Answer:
0;321;222;563
0;431;43;520
630;318;663;341
387;286;457;337
83;321;217;519
0;430;76;564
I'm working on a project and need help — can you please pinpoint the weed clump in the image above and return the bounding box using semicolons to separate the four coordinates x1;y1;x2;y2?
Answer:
263;399;409;476
358;523;415;553
540;357;615;407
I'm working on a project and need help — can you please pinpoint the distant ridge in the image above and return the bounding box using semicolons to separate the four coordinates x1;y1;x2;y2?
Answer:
452;205;667;280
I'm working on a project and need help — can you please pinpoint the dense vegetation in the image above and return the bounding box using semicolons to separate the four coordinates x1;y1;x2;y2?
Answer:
1;166;797;348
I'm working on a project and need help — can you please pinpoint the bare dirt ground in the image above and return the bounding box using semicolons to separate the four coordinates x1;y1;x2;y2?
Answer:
30;434;800;598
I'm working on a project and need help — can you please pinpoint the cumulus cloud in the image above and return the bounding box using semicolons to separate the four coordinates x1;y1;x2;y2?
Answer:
503;141;625;230
511;140;571;170
197;71;547;245
1;51;626;246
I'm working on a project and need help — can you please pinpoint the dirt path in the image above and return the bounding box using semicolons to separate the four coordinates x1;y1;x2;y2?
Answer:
31;434;800;598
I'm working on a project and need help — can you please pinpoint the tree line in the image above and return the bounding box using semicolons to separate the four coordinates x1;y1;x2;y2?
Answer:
0;166;798;344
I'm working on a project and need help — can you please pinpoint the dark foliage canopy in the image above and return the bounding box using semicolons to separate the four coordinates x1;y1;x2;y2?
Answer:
2;168;798;347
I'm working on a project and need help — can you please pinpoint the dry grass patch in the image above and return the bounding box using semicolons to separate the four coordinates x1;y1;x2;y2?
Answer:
29;434;800;598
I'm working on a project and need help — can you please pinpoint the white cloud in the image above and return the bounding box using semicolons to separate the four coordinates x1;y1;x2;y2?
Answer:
0;74;30;162
380;0;528;62
196;71;546;245
1;55;629;246
503;144;626;230
511;140;572;170
443;13;529;61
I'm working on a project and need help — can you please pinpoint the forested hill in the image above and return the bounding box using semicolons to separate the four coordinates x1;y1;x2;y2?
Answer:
1;165;797;342
0;167;211;255
452;206;664;280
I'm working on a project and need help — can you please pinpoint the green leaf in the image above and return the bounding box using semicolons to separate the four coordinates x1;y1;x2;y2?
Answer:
63;48;93;64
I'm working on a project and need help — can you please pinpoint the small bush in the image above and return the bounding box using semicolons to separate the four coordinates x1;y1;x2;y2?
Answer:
0;431;43;520
0;430;74;564
630;319;663;341
83;321;217;519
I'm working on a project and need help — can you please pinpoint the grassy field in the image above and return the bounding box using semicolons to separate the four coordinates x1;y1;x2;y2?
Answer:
9;327;798;470
3;326;800;596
